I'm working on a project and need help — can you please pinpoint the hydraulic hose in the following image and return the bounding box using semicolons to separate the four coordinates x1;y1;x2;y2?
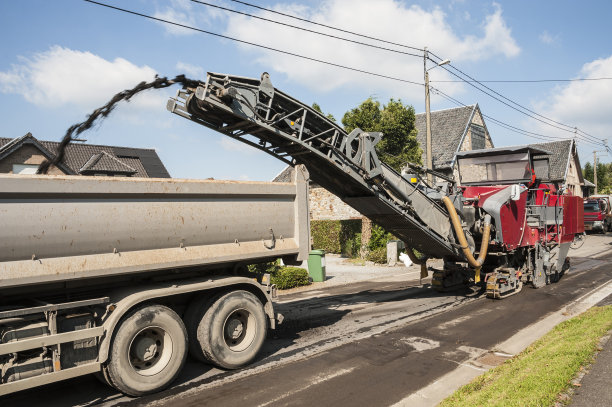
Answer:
441;196;492;283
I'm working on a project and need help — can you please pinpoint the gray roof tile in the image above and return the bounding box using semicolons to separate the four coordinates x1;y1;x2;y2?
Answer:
0;136;169;178
272;165;294;182
415;105;476;169
528;139;574;181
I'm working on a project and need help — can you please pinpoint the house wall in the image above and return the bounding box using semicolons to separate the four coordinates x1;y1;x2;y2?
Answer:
565;155;583;197
309;186;362;220
458;111;493;151
0;145;64;175
452;109;494;184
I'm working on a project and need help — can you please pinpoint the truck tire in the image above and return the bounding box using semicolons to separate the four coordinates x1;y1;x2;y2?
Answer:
191;290;267;369
184;294;221;363
104;304;187;397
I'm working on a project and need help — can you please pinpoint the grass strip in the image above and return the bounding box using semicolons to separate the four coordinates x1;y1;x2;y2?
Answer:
439;305;612;407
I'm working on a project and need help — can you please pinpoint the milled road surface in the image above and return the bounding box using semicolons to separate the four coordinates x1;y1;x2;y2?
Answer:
2;234;611;407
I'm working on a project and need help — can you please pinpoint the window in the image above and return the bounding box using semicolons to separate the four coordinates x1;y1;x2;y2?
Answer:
12;164;39;174
583;202;600;212
471;124;486;150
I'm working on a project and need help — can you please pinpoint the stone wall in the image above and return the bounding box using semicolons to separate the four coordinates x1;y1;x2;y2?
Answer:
309;186;362;220
0;145;64;175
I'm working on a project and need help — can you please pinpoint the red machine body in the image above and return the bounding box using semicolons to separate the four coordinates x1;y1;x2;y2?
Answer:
462;183;583;250
453;146;584;298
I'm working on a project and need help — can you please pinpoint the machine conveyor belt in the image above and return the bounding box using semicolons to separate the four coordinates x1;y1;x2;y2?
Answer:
167;72;458;258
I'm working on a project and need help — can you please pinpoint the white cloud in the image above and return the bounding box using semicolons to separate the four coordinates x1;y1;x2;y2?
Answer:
153;0;223;36
219;0;520;98
532;55;612;145
0;46;161;111
539;30;557;45
153;0;197;36
176;61;205;79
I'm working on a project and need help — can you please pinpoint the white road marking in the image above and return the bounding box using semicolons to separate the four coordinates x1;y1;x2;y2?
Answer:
400;336;440;352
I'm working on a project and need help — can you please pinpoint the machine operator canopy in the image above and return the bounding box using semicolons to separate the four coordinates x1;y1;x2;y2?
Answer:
456;146;551;185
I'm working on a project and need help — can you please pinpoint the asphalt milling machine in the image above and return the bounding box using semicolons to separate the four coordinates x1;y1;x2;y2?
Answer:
168;72;585;299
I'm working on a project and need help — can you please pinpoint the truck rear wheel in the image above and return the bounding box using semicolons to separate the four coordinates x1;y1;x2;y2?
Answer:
189;290;267;369
184;294;220;363
104;304;187;396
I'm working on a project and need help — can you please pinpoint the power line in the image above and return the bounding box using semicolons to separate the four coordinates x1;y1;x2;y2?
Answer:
190;1;422;58
430;86;605;148
434;62;606;146
431;77;612;83
224;0;604;146
83;0;424;87
427;50;605;145
227;0;425;52
83;0;605;149
228;0;605;147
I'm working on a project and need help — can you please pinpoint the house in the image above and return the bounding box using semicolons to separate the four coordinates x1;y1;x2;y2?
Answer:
0;133;170;178
414;104;494;182
583;179;596;197
529;139;584;197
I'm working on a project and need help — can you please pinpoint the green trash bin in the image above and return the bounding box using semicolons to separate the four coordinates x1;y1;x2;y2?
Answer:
307;249;326;282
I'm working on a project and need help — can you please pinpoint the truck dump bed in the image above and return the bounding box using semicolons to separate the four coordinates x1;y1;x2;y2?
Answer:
0;166;310;290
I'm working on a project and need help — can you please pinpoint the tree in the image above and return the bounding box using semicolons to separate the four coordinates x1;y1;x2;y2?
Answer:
596;162;610;192
341;98;421;258
583;161;612;194
311;102;336;122
341;98;422;172
583;162;594;182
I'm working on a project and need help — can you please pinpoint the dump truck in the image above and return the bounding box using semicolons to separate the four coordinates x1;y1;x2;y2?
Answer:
0;168;309;396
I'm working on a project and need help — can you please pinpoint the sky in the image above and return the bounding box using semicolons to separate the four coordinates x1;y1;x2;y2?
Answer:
1;0;611;181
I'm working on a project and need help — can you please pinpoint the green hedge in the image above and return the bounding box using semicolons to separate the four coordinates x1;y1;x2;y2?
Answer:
271;267;311;290
311;219;395;261
247;262;311;290
311;219;362;255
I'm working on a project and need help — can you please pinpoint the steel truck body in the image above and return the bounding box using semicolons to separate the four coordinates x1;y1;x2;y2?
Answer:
0;167;310;396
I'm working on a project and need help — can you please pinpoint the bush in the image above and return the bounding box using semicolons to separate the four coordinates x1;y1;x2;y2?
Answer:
341;232;361;258
311;219;361;255
366;246;387;264
247;261;278;275
368;224;395;251
247;262;311;290
271;267;311;290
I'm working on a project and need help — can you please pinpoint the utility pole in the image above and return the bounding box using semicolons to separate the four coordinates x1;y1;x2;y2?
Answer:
424;48;433;185
593;143;609;194
594;151;598;194
423;49;450;186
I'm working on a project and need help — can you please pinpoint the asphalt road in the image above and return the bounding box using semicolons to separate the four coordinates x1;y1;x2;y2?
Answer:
2;234;612;407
